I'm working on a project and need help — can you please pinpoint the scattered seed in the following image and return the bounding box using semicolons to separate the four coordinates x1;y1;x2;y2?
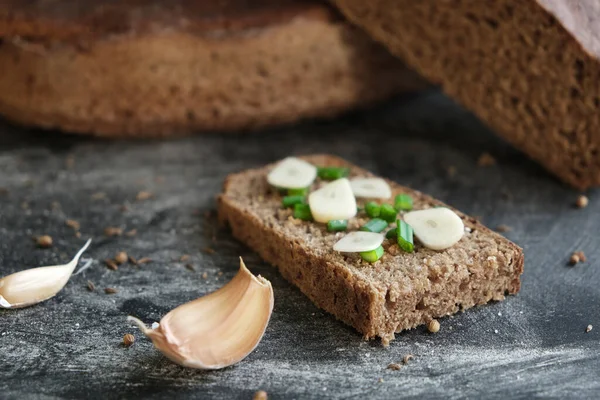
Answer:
36;235;53;248
137;257;152;265
104;227;123;237
569;253;580;265
203;247;216;255
114;252;128;265
91;192;106;200
180;254;190;262
495;224;511;233
104;287;117;294
576;195;589;209
125;229;137;237
586;325;593;333
428;319;440;333
577;251;587;262
202;272;208;279
477;152;496;167
253;390;268;400
136;191;153;201
105;259;118;271
65;219;80;231
402;354;414;364
387;363;402;371
185;263;195;271
128;255;138;265
123;333;135;346
86;280;95;291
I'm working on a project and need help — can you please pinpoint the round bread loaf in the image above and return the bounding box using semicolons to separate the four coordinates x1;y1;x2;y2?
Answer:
0;0;425;137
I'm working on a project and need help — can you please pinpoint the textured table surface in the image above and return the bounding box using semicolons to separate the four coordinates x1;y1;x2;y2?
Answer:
0;91;598;400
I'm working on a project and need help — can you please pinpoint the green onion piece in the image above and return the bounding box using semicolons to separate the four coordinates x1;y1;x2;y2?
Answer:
327;220;348;232
365;201;381;218
288;187;308;196
380;204;397;222
317;167;350;180
385;228;398;240
360;245;384;263
294;203;313;221
359;218;388;233
357;207;363;213
394;194;413;211
282;195;306;208
396;219;414;253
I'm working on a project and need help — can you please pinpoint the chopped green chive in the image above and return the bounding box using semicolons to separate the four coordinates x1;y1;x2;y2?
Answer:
385;227;398;239
397;219;414;253
282;195;306;208
288;187;308;196
327;220;348;232
357;207;363;213
359;218;388;233
317;167;350;180
294;203;312;221
394;194;413;211
360;245;384;263
365;201;381;218
380;204;398;222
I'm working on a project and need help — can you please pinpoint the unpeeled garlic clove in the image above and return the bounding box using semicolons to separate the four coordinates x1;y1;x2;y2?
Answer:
0;239;92;309
128;257;274;370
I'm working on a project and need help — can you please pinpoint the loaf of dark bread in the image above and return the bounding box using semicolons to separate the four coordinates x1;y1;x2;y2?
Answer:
0;0;425;137
218;155;524;344
331;0;600;189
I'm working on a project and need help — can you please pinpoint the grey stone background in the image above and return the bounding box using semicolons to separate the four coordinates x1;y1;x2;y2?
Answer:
0;91;598;399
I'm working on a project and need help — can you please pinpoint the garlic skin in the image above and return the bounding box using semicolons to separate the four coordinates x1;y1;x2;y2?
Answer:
128;257;274;370
0;239;92;309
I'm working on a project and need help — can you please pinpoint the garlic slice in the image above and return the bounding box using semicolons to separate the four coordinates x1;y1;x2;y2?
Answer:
308;178;357;223
333;231;385;253
350;178;392;199
403;208;464;250
128;258;274;370
0;239;92;309
267;157;317;189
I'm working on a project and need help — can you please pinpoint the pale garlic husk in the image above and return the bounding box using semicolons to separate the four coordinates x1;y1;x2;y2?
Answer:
128;257;274;370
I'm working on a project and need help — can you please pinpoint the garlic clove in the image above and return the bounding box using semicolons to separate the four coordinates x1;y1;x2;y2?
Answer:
333;231;385;253
403;208;464;250
267;157;317;189
128;257;274;370
350;178;392;199
308;178;357;223
0;239;92;309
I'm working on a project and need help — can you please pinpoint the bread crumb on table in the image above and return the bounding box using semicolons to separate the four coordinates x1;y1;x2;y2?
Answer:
253;390;268;400
569;251;586;265
36;235;53;248
576;195;589;208
428;319;440;333
586;325;593;333
477;152;496;167
495;224;511;233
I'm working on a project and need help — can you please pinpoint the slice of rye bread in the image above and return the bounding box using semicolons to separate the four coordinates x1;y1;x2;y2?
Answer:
218;155;524;344
0;0;426;138
331;0;600;189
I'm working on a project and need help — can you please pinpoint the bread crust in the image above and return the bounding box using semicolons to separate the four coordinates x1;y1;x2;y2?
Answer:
0;1;425;137
332;0;600;189
218;155;524;344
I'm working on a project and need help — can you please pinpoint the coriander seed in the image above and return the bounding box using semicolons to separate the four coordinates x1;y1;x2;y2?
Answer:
253;390;268;400
114;251;128;265
576;195;589;208
36;235;53;248
428;319;440;333
123;333;135;346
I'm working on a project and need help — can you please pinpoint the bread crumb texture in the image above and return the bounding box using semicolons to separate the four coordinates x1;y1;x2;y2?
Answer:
332;0;600;189
218;155;524;343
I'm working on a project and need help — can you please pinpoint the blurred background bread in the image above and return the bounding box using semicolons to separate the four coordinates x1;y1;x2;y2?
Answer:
0;0;425;138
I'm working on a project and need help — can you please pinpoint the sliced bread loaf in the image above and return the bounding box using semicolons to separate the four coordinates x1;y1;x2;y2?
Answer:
0;0;425;137
331;0;600;189
218;155;524;344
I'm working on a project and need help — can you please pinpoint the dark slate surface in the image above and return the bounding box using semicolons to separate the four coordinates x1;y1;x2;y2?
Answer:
0;91;598;400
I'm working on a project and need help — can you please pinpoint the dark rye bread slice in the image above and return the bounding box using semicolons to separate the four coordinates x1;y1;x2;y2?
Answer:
218;155;524;344
0;0;426;138
331;0;600;189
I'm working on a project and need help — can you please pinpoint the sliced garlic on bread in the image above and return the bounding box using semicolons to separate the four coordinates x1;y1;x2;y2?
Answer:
350;178;392;199
403;208;464;250
333;231;385;253
267;157;317;189
308;178;357;223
